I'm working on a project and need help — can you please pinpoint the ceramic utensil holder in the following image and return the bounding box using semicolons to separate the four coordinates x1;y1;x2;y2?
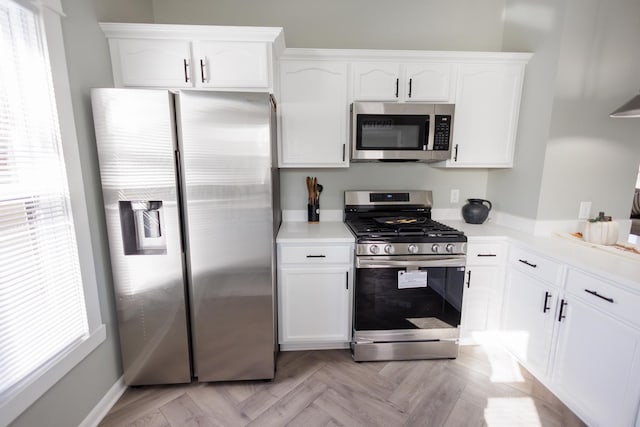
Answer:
308;202;320;223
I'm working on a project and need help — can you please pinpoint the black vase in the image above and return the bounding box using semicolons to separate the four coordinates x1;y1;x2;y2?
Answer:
462;199;492;224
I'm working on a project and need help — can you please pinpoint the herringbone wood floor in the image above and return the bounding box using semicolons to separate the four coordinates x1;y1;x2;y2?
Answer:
99;340;586;427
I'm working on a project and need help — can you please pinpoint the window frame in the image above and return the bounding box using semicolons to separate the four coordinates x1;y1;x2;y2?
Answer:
0;0;106;424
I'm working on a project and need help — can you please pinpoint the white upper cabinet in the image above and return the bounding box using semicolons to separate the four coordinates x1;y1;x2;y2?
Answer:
404;63;453;102
442;61;528;168
278;59;349;168
352;62;399;101
352;62;454;102
113;39;194;88
197;41;269;88
100;23;284;91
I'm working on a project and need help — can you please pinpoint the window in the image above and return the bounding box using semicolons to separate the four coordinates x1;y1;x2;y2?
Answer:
0;0;105;423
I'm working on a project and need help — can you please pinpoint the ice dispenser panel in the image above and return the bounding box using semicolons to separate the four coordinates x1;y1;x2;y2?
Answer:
119;201;167;255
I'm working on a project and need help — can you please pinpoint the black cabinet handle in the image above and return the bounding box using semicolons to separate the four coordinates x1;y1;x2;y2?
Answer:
477;254;497;257
585;289;614;303
183;59;190;83
199;59;206;83
342;144;346;162
408;78;413;98
518;259;537;268
395;78;399;98
306;255;326;258
346;271;349;290
543;291;551;313
454;144;459;162
466;270;472;288
558;299;568;322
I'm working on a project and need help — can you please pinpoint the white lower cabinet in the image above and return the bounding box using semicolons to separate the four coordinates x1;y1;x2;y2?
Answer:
500;244;640;427
502;269;558;377
277;241;353;350
460;240;506;339
551;271;640;427
279;268;350;344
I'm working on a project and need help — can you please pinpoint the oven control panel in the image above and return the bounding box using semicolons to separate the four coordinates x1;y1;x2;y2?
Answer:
357;242;467;256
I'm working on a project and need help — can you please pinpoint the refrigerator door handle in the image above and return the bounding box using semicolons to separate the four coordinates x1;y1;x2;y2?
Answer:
174;149;187;254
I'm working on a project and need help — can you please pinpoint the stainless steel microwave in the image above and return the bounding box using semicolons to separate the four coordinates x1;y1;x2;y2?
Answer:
350;102;455;162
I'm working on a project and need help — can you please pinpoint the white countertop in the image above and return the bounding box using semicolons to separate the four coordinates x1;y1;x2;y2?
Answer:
441;220;640;291
276;221;355;243
276;219;640;290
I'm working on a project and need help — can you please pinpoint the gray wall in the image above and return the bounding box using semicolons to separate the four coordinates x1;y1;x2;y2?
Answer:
281;164;488;212
488;0;640;221
10;1;152;426
536;0;640;220
152;0;506;50
152;0;510;211
486;0;566;218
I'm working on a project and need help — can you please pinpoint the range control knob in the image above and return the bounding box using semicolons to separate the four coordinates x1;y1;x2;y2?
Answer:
446;244;455;253
384;244;394;254
407;244;419;254
431;244;440;253
369;245;380;254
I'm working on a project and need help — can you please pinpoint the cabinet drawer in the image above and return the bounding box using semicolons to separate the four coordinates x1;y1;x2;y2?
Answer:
566;269;640;329
279;244;353;265
467;242;506;265
509;245;562;284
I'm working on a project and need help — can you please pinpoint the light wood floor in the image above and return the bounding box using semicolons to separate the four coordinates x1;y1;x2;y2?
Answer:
99;340;586;427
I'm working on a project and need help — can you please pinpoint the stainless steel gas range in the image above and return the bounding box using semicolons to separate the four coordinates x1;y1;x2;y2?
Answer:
344;190;467;362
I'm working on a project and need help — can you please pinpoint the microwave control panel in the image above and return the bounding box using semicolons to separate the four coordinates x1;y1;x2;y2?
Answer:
433;115;452;151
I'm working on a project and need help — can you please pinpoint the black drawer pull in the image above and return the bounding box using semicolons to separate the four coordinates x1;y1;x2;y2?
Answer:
585;289;614;303
558;299;568;322
466;270;472;288
518;259;537;268
477;254;497;257
306;255;326;258
543;291;551;313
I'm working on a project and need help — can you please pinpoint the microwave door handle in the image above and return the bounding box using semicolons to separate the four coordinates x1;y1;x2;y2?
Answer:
426;115;435;151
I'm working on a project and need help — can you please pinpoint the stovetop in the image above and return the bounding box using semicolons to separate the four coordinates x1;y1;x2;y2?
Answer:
345;216;464;240
344;190;467;255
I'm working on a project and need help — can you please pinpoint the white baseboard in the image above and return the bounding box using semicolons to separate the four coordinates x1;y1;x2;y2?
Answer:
78;376;126;427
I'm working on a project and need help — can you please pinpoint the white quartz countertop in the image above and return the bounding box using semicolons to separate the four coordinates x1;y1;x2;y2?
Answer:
276;221;355;243
441;220;640;291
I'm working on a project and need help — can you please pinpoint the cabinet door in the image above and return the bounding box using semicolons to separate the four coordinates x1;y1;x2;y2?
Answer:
460;266;505;336
552;298;640;427
449;63;524;167
352;62;401;101
279;268;350;343
404;63;453;102
197;41;270;89
112;39;194;88
502;269;556;377
279;61;349;167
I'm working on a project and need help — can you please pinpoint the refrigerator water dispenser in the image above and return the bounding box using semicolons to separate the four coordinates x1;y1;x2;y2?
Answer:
119;200;167;255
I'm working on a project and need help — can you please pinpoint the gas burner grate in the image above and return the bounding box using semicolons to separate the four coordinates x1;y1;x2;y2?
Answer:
345;218;463;238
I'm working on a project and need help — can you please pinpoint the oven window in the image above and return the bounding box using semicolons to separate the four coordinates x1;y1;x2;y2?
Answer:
354;266;464;331
356;114;428;150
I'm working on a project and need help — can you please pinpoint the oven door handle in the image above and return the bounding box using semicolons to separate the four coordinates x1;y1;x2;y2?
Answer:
356;256;466;269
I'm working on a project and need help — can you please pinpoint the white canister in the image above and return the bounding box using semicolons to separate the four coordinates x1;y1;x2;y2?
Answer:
583;221;619;245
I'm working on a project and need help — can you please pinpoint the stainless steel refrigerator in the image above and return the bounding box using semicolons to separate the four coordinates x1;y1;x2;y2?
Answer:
91;89;280;385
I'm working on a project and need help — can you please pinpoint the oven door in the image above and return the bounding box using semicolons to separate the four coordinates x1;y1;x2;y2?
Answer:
354;256;465;344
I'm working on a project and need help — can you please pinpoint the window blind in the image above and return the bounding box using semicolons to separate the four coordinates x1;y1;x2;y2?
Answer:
0;0;89;398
